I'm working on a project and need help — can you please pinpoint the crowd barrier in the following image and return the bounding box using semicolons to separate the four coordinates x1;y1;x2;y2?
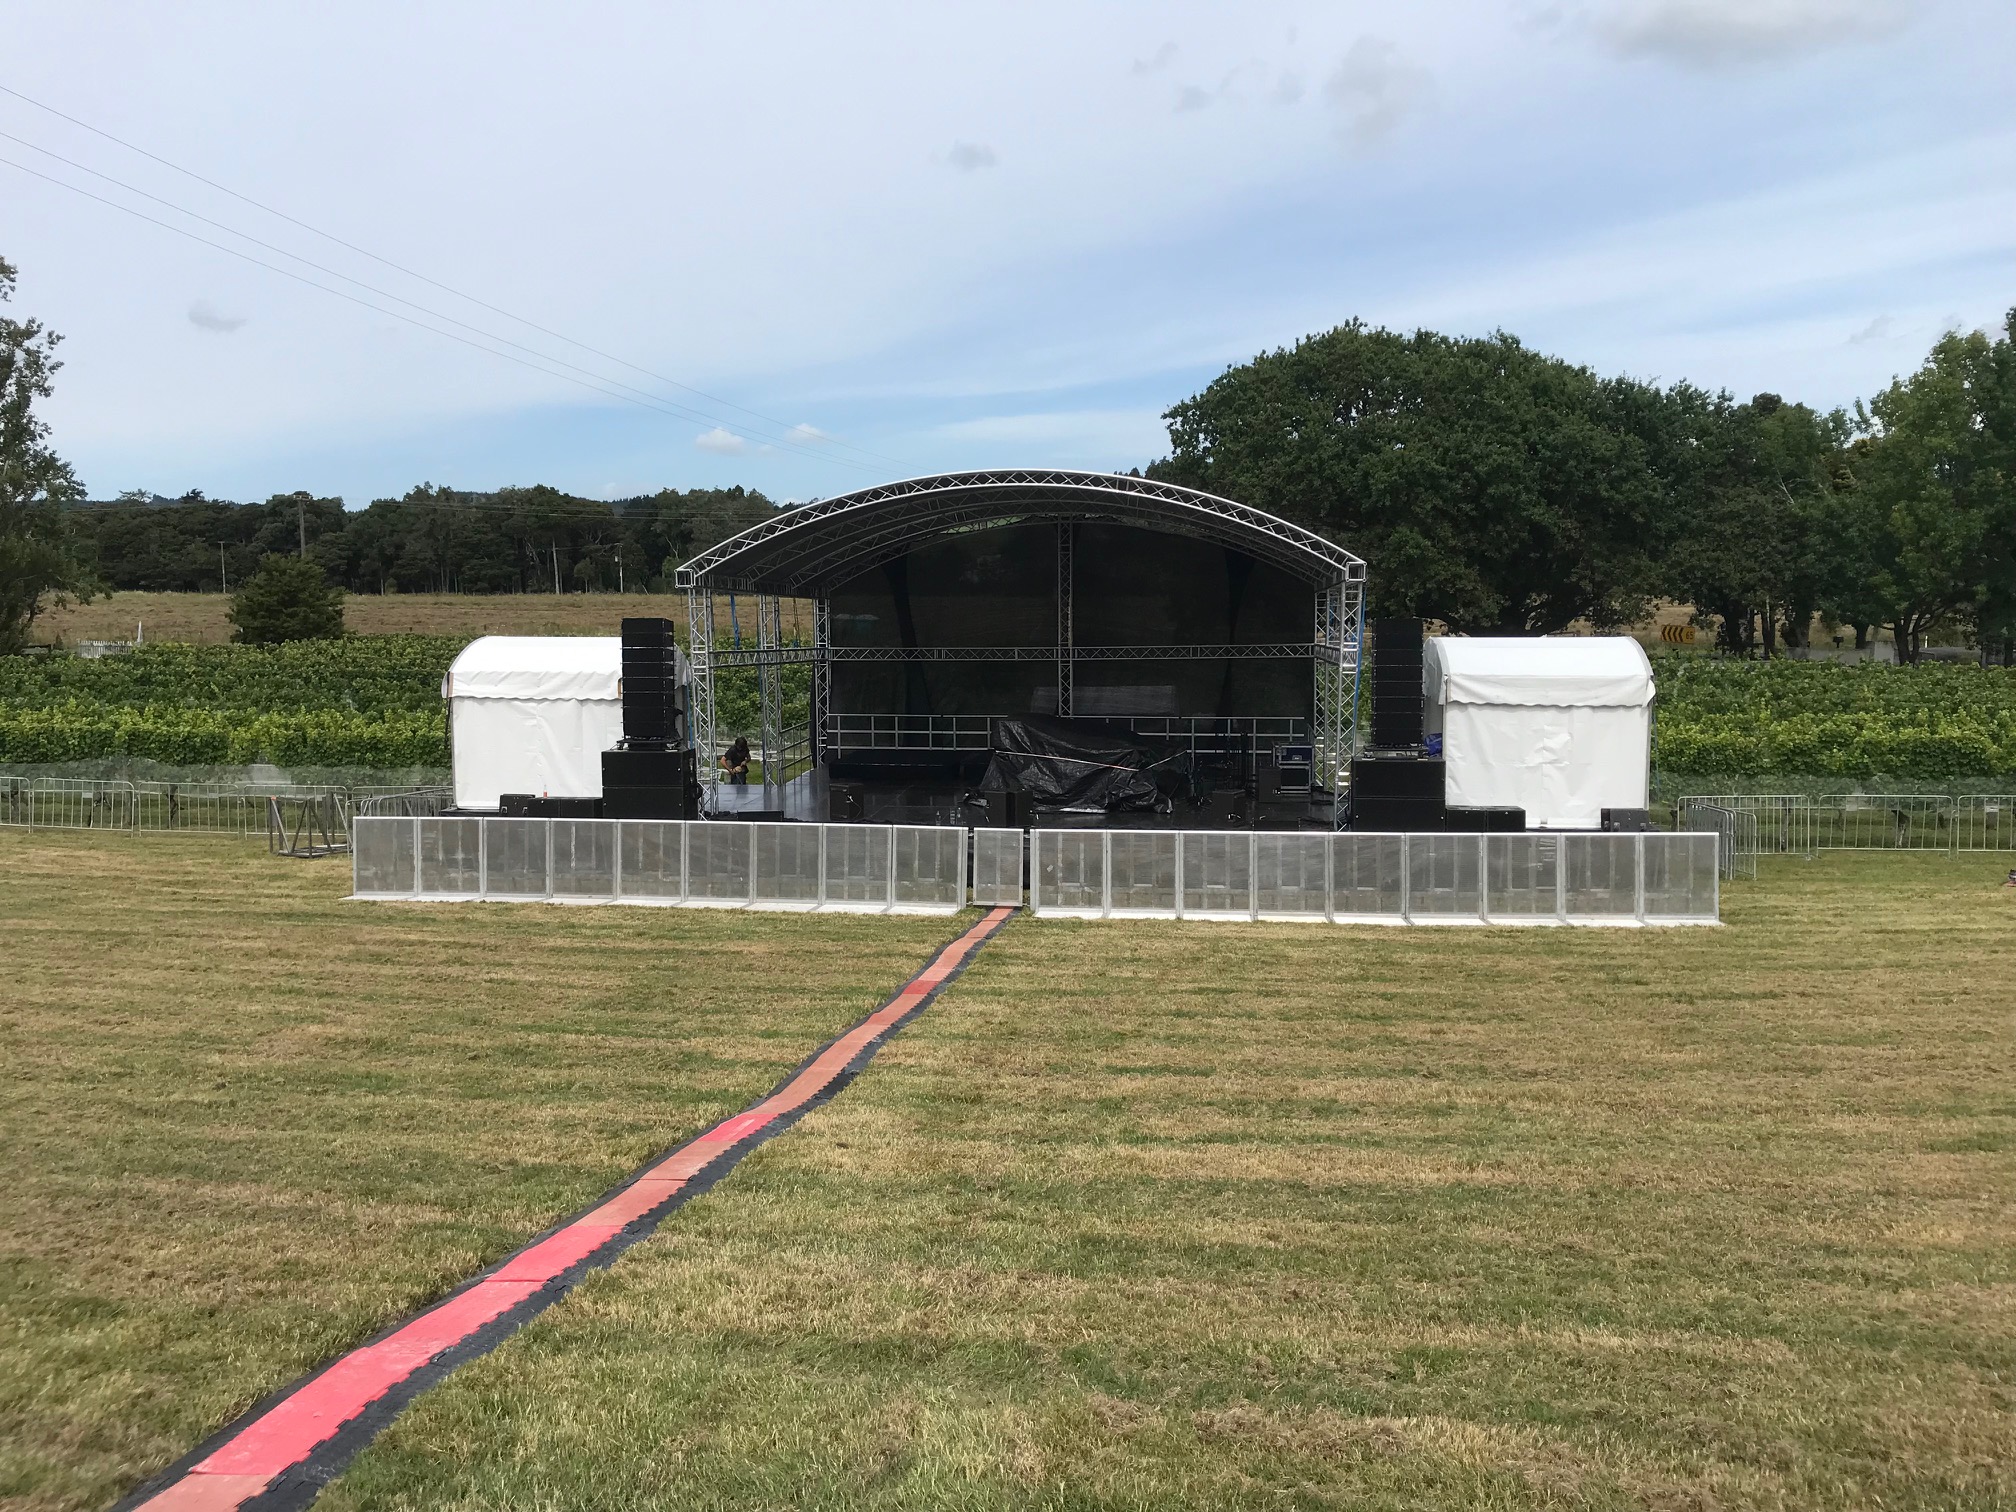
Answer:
353;818;1719;925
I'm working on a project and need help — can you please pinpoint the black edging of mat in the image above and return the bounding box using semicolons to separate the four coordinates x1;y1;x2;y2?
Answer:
110;907;1016;1512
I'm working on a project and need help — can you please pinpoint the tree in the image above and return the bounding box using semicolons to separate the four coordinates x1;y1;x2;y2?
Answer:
1151;322;1669;634
228;554;345;643
0;256;92;653
1848;314;2016;661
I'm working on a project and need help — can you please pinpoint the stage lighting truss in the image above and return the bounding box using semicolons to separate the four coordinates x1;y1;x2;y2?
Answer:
678;470;1366;824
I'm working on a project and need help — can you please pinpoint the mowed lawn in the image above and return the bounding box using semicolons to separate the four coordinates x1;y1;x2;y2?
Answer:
324;854;2015;1512
2;841;2012;1511
0;833;958;1512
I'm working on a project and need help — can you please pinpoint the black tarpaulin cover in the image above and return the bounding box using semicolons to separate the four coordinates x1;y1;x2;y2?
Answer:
980;717;1174;812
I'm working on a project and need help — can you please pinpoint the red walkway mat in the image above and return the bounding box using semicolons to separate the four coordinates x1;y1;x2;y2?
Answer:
117;906;1018;1512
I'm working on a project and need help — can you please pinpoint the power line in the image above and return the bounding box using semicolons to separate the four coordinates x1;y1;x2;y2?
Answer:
0;80;907;469
0;128;868;467
0;154;879;473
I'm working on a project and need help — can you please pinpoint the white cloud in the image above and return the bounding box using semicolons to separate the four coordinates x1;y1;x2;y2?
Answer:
1848;314;1893;344
1131;42;1178;76
947;141;997;171
187;300;246;333
1173;84;1212;113
1590;0;1912;68
694;426;747;454
787;422;836;444
1322;37;1432;149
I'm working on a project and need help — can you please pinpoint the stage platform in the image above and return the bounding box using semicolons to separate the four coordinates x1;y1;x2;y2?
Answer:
706;766;1336;832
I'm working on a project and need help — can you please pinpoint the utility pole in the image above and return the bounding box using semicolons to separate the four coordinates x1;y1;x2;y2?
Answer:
551;540;561;594
617;544;623;594
219;543;229;594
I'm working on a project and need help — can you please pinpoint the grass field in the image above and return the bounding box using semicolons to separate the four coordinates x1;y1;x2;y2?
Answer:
4;838;2013;1511
35;591;815;646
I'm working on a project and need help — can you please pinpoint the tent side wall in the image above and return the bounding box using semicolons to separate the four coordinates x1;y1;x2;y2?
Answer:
1439;703;1649;827
449;696;623;809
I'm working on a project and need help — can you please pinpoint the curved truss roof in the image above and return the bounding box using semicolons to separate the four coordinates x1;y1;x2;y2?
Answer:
674;468;1365;594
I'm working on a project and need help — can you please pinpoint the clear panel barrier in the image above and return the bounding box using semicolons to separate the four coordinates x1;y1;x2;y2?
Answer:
352;816;415;896
551;819;616;898
1564;833;1638;919
755;822;822;904
893;826;964;909
485;818;550;898
1641;832;1718;920
418;817;482;896
1181;831;1251;916
1407;834;1481;918
688;821;754;901
1332;833;1404;917
618;821;685;900
1109;832;1178;914
824;824;892;907
1035;830;1105;914
971;828;1025;907
1485;834;1559;920
1255;833;1328;917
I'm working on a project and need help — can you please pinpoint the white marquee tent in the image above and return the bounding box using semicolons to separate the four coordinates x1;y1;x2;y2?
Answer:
1423;636;1655;829
443;636;638;810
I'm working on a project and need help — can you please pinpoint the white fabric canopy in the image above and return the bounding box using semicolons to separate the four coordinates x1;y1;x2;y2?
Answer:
444;636;667;809
1424;637;1654;829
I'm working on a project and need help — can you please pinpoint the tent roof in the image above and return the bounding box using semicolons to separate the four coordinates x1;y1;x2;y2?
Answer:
674;469;1366;593
1426;636;1655;708
443;636;622;702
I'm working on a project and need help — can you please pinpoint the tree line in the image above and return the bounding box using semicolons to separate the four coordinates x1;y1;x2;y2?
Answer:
1150;314;2016;662
65;483;779;599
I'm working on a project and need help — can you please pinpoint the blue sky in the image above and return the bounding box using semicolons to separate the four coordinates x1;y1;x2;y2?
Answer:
3;0;2012;506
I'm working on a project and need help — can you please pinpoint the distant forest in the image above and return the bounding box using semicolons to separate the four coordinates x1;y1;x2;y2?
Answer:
68;484;780;596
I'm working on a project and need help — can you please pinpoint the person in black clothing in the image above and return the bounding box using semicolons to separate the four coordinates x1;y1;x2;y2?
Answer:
720;736;751;785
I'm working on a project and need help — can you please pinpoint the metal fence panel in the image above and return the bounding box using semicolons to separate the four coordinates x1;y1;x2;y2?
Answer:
352;816;416;896
1331;833;1405;918
1407;834;1481;919
1485;834;1560;921
755;822;822;905
1642;832;1718;920
1034;829;1106;915
1180;831;1251;917
893;825;964;909
418;817;482;896
971;828;1025;907
1564;833;1638;919
1108;831;1178;915
823;824;892;908
618;821;685;900
1255;833;1329;918
485;818;550;898
688;821;754;902
551;819;616;898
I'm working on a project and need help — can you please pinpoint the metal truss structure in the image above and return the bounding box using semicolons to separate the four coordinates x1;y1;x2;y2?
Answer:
677;470;1366;823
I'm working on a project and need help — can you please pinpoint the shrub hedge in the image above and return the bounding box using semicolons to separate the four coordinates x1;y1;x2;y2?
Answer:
4;639;2010;780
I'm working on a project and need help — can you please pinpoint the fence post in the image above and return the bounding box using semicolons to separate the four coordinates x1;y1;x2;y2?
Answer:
1476;834;1489;923
411;816;421;897
1400;833;1411;924
1324;829;1335;925
545;818;556;900
1634;832;1646;923
1102;830;1113;919
1248;831;1259;922
884;823;896;913
612;820;624;900
1556;835;1568;923
478;816;489;899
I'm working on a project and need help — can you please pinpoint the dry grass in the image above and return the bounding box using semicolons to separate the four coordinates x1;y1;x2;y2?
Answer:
36;592;814;646
324;854;2016;1511
0;832;959;1512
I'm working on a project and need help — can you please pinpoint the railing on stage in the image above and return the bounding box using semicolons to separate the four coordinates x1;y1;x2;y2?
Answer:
353;818;1719;925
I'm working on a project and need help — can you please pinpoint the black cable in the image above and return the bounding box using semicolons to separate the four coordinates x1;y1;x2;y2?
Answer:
1;154;880;473
0;81;907;469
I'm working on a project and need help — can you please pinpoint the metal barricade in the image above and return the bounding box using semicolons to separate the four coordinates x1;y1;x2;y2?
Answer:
754;822;822;907
687;821;755;904
1407;833;1482;920
1331;833;1405;921
1641;832;1720;922
1563;833;1639;921
1108;832;1179;916
552;819;617;899
418;816;483;897
1254;833;1329;920
823;824;893;909
1032;830;1106;917
971;828;1026;907
351;816;417;897
1179;831;1252;918
1485;834;1560;922
618;820;686;901
893;825;965;910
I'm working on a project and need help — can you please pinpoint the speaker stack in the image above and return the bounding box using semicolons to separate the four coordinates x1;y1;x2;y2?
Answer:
602;617;700;819
1350;617;1446;831
1369;617;1425;751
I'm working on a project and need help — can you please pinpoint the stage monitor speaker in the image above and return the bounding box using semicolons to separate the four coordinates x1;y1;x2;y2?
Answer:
500;792;534;817
1447;805;1525;832
604;747;694;791
1602;807;1653;832
829;781;865;821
